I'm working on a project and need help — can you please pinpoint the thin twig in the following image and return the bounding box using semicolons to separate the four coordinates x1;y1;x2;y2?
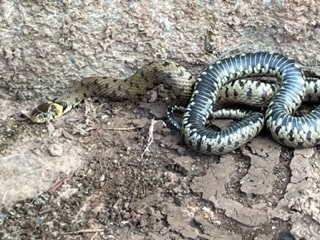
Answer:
62;228;104;235
105;126;139;131
141;118;161;158
48;174;73;192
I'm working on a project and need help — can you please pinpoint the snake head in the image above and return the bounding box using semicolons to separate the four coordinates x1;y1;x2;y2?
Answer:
28;102;64;123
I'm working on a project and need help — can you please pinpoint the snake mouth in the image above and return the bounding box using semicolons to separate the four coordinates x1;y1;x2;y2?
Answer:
27;102;64;123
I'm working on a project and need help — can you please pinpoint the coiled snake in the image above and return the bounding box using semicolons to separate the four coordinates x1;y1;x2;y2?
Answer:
29;52;320;154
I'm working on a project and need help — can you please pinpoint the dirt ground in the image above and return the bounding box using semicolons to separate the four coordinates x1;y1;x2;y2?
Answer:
1;1;320;239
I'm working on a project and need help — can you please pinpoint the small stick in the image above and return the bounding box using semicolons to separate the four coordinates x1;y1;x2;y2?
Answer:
105;126;139;131
48;174;73;192
62;228;104;235
141;119;163;158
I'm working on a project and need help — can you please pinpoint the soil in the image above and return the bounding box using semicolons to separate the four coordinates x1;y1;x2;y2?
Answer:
1;1;320;240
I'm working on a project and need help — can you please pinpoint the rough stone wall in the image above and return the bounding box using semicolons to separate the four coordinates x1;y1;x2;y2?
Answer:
1;1;319;101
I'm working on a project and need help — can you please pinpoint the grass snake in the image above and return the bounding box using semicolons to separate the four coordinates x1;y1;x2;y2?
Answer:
28;52;320;154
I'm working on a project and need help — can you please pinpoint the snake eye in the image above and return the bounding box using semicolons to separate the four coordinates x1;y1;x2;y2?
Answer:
37;115;44;122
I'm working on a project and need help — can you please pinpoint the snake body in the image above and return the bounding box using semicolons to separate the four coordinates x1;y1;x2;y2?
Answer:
29;52;320;154
30;61;194;123
168;77;320;131
182;52;320;154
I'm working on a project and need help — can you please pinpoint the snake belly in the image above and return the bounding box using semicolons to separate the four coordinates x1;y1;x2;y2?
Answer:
181;52;320;154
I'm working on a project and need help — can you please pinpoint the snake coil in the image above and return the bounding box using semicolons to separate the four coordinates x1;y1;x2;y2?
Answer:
181;52;320;154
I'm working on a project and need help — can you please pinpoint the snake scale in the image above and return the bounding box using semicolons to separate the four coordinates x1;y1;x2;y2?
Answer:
29;52;320;154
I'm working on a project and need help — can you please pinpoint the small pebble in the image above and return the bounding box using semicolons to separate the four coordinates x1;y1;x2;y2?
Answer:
48;144;63;157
